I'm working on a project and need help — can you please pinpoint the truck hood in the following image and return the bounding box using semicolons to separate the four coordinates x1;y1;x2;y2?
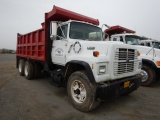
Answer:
135;45;160;59
82;41;124;55
71;40;138;57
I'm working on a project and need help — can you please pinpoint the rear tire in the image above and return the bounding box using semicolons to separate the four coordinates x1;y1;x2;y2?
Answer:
24;61;34;80
67;71;100;112
141;64;156;86
18;59;25;76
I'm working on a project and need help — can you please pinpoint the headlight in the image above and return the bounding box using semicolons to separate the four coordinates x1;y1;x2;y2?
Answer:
99;66;106;74
138;62;142;69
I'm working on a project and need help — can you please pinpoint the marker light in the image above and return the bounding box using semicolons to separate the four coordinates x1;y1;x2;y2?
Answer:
138;51;140;56
93;51;100;57
156;61;160;66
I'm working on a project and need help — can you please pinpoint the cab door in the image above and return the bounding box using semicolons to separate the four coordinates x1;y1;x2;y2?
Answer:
51;24;68;65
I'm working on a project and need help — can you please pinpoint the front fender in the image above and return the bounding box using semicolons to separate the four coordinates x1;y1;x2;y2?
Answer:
64;60;96;83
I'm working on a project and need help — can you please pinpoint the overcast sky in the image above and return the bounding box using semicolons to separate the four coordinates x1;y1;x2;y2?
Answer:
0;0;160;50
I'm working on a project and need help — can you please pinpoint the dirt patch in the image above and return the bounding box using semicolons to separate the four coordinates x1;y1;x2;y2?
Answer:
1;54;160;120
0;59;17;89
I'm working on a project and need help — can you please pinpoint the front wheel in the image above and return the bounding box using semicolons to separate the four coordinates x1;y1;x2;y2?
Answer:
141;65;156;86
67;71;100;112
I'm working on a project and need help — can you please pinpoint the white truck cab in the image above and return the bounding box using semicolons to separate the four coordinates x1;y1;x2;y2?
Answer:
106;29;160;86
50;20;142;83
140;39;160;49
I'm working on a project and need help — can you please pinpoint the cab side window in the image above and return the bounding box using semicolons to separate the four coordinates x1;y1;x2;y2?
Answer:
57;25;68;40
140;42;145;46
146;42;150;47
120;36;123;42
113;36;123;42
113;37;117;41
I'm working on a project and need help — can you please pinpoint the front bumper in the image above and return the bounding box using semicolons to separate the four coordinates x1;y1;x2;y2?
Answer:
96;74;142;100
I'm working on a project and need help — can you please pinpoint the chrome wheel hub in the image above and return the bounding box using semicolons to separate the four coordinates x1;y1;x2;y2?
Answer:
24;64;29;76
141;70;148;82
71;80;86;103
19;62;22;73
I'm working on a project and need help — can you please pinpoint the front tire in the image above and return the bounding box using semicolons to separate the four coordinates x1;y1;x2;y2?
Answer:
24;61;34;80
67;71;100;112
141;64;156;86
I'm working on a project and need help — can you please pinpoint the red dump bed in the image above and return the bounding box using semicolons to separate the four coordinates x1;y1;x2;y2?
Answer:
104;25;135;38
17;5;99;61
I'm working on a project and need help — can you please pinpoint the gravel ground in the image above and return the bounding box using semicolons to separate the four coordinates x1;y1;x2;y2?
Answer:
0;54;160;120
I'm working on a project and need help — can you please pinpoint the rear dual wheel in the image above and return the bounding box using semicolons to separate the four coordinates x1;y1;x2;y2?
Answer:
24;61;34;80
18;59;41;80
18;59;25;76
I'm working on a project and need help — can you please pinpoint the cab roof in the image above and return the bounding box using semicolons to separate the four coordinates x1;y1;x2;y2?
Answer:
104;25;135;37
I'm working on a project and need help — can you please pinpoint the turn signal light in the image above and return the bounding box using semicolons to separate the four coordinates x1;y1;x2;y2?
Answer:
93;51;100;57
138;51;140;56
156;61;160;66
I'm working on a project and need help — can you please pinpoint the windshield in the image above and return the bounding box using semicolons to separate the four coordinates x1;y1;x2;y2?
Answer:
153;42;160;49
125;35;140;45
69;22;103;41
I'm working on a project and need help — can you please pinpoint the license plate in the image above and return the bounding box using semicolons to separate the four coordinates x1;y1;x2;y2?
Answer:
124;81;130;88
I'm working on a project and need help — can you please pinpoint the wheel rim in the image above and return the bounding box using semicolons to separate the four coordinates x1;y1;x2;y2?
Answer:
24;64;29;76
19;62;22;73
141;70;148;82
71;80;86;103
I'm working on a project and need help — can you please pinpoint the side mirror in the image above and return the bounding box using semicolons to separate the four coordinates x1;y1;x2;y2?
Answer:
50;22;57;40
103;32;108;40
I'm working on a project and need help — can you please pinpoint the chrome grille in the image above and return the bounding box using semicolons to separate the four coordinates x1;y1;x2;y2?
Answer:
114;48;138;75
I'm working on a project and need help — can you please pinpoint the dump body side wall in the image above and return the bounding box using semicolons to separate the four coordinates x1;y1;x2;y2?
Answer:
16;28;46;62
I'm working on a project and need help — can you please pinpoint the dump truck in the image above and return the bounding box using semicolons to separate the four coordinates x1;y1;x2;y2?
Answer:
105;25;160;86
16;6;142;112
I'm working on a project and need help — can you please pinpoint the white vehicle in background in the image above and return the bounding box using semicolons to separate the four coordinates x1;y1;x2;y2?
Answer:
104;25;160;86
140;39;160;49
